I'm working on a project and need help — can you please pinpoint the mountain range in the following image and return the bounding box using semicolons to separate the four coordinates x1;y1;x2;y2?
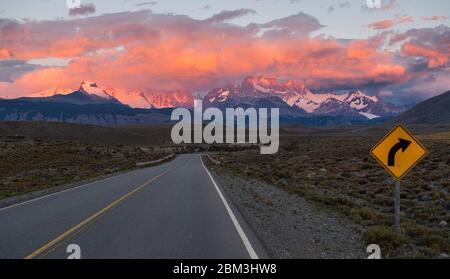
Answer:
205;77;405;123
29;81;194;109
0;81;174;125
22;81;123;105
0;78;447;126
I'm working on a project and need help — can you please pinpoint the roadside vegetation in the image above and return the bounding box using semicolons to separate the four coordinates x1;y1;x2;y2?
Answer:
0;135;172;199
210;133;450;258
0;122;258;200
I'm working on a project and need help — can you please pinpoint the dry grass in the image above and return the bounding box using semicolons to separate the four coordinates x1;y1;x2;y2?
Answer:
0;122;262;199
0;135;171;199
419;132;450;144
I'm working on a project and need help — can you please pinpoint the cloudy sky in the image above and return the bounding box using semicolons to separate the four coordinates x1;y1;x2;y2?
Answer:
0;0;449;106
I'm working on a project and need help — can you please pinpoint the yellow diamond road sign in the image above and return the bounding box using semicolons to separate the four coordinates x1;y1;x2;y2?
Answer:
370;125;428;180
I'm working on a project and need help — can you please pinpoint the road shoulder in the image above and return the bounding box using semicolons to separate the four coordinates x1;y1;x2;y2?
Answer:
205;160;365;259
201;155;270;259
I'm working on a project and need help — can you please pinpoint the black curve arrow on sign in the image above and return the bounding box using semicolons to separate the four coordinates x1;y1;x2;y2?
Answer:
388;138;412;167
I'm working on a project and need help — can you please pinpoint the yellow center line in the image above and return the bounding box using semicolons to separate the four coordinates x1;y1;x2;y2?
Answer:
24;169;171;259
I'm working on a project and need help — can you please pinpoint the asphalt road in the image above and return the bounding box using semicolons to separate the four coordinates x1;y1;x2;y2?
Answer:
0;154;265;259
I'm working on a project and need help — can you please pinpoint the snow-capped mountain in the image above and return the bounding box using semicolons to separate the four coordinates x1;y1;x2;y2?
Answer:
25;81;123;106
2;81;177;126
78;81;117;101
30;81;123;106
31;82;194;109
128;90;194;109
78;82;193;109
205;76;404;119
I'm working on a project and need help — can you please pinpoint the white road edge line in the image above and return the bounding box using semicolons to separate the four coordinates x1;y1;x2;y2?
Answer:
0;171;130;212
200;155;259;259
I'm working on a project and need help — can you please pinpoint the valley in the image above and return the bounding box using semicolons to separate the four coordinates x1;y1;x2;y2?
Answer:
0;120;448;259
0;79;448;259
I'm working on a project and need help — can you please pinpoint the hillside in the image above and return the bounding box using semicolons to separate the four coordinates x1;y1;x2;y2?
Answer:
394;91;450;124
0;98;174;126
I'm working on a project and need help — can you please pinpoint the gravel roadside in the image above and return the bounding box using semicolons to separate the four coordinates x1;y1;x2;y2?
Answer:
209;167;366;259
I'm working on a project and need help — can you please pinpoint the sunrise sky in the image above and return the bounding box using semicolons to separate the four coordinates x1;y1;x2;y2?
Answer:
0;0;449;106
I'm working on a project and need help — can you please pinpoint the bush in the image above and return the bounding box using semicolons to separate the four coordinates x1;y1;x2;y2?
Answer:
362;226;409;257
418;235;449;253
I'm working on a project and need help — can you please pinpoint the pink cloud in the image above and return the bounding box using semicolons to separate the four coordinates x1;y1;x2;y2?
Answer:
391;25;450;70
367;19;395;30
0;10;448;105
0;48;12;59
367;16;413;30
421;15;448;21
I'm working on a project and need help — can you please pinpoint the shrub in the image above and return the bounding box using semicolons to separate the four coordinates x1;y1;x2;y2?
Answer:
362;226;409;257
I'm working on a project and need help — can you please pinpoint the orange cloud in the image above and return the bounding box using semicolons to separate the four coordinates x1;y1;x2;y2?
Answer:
0;49;12;59
0;10;447;106
367;16;413;30
421;15;448;21
402;43;449;68
367;19;395;30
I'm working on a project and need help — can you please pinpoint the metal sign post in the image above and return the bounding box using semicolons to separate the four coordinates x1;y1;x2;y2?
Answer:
370;125;428;234
394;180;401;234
